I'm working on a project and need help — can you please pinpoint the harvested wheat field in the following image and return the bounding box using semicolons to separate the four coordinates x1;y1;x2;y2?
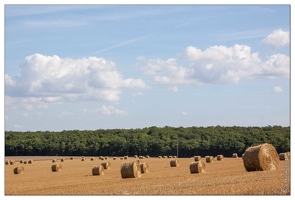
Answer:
5;156;290;195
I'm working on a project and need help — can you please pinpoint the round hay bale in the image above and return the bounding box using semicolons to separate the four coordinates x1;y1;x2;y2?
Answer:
170;159;179;167
190;161;206;174
242;143;279;171
113;157;117;160
158;156;162;158
124;156;128;160
23;161;27;164
19;160;23;164
194;156;201;161
52;159;57;163
28;160;34;164
92;165;104;176
70;157;74;160
163;156;168;158
139;156;144;159
206;156;214;163
81;157;86;161
104;157;108;160
101;161;111;170
10;160;15;165
146;155;150;158
172;156;177;158
61;158;65;162
279;153;289;160
134;155;138;158
139;162;149;173
52;164;62;172
5;160;9;165
232;153;238;158
168;155;173;158
217;155;224;161
120;157;124;160
14;166;25;174
120;161;141;179
90;157;94;161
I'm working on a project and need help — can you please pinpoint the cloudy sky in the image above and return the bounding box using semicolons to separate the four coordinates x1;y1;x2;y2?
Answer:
4;3;291;131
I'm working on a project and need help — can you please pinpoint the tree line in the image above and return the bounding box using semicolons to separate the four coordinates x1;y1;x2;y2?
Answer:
5;125;290;157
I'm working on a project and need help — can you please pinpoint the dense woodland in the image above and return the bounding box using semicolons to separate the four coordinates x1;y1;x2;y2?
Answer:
5;126;290;157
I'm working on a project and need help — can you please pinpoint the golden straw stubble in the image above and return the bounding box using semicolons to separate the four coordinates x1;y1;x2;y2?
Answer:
120;161;141;178
52;164;62;172
13;166;25;174
190;161;206;174
92;165;104;176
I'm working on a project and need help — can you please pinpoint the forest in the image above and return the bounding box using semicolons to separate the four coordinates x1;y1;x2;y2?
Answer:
5;125;290;157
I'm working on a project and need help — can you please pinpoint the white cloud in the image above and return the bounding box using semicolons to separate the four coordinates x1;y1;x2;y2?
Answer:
262;29;290;47
272;86;283;93
168;86;179;93
22;113;29;117
97;105;128;116
5;54;148;110
14;124;23;129
181;111;188;115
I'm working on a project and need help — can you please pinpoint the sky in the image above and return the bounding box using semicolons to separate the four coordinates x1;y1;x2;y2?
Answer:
3;2;292;131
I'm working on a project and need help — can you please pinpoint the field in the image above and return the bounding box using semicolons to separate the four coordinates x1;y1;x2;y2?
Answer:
5;156;290;195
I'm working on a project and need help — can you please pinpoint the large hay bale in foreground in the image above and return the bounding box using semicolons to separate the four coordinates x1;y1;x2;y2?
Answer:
217;155;224;161
232;153;238;158
92;165;104;176
194;156;201;161
206;156;214;163
190;161;206;174
242;143;279;172
101;161;111;170
14;166;25;174
139;162;149;173
121;161;141;178
170;159;179;167
52;164;62;172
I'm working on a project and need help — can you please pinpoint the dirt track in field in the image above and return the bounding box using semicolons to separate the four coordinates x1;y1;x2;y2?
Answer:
5;156;290;195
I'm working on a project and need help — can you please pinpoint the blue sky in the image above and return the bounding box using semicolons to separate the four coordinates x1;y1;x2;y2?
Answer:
3;3;291;131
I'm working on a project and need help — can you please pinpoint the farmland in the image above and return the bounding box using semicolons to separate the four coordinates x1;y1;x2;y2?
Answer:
5;156;290;195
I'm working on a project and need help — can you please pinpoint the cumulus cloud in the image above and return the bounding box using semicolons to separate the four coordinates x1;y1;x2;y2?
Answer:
168;86;179;93
97;105;128;116
262;29;290;47
272;86;283;93
5;54;148;110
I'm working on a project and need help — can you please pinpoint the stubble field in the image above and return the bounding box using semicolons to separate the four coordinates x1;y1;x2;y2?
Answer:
5;156;290;195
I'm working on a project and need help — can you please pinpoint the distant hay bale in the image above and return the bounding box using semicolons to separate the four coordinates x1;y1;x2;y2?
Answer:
120;161;141;178
92;165;104;176
10;160;15;165
28;160;33;164
52;164;62;172
146;155;150;158
124;156;128;160
206;156;214;163
139;156;144;159
5;160;9;165
134;155;138;158
14;166;25;174
170;159;179;167
104;157;108;160
120;157;124;160
158;156;162;158
101;161;111;170
168;155;173;158
113;157;117;160
91;157;94;161
194;156;201;161
190;161;206;174
19;160;23;164
52;159;57;163
139;162;149;173
81;157;86;161
98;156;103;160
61;158;65;162
242;143;279;172
70;157;74;160
23;161;27;164
163;156;168;158
217;155;224;161
173;156;177;158
232;153;238;158
279;152;290;160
